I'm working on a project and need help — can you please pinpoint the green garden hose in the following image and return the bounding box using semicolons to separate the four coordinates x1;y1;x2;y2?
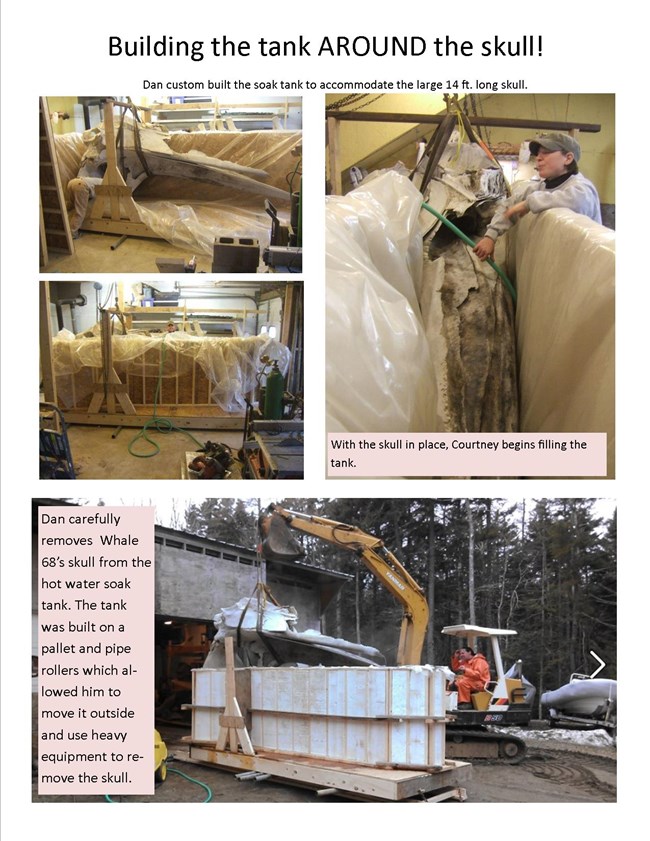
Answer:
421;201;517;304
104;766;213;803
128;335;206;458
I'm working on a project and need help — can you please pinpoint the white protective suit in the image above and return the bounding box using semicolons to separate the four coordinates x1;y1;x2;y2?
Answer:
485;172;602;242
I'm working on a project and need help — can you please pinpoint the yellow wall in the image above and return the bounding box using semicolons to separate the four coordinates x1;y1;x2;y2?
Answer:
327;93;615;203
327;93;447;171
45;97;79;135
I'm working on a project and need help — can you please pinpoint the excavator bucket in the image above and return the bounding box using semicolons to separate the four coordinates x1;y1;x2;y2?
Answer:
258;512;306;562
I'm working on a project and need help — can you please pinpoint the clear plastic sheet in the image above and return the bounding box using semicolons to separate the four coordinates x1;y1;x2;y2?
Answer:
507;208;615;477
134;198;276;258
164;130;301;192
52;331;290;413
53;128;299;253
326;171;436;433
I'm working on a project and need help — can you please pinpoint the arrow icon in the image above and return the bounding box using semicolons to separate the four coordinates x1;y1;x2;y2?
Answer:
589;650;606;678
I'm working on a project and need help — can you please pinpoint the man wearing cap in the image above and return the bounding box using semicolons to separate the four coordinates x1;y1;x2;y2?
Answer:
473;132;602;261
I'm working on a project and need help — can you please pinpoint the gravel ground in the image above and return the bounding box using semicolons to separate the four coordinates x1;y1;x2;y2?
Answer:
32;723;616;804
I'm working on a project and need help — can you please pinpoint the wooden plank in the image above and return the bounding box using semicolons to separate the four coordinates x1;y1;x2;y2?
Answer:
39;283;57;404
39;199;48;268
82;218;161;238
327;115;343;195
216;638;255;756
91;382;128;393
121;306;265;315
100;311;116;414
280;282;297;347
426;786;467;803
39;97;74;256
188;746;471;802
327;111;601;132
62;411;245;430
219;715;246;729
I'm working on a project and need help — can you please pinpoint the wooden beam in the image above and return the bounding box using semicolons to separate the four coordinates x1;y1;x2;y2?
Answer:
280;282;298;347
327;115;343;195
216;637;255;756
121;306;264;315
39;283;57;404
326;112;601;132
87;311;137;416
188;747;471;802
62;411;245;430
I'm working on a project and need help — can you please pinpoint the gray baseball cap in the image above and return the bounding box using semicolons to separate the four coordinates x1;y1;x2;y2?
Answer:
529;132;581;161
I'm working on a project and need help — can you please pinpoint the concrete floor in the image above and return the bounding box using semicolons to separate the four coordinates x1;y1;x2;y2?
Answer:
65;425;245;480
41;232;215;274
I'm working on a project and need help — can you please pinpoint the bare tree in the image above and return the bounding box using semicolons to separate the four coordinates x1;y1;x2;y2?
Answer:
466;500;476;624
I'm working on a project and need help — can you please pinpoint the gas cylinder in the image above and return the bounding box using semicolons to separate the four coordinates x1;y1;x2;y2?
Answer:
263;361;284;419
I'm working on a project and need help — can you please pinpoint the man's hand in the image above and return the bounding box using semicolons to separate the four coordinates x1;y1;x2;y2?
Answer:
505;200;529;221
473;237;495;261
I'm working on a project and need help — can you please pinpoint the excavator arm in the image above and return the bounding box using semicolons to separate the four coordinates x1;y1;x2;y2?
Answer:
258;504;429;665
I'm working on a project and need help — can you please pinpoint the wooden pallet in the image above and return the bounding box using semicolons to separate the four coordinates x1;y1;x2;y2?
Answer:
185;744;470;802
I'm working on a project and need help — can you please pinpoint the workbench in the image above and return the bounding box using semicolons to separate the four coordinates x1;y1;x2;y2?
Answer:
242;420;304;479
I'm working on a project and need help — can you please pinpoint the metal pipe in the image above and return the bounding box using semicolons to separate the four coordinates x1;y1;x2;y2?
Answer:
53;296;87;332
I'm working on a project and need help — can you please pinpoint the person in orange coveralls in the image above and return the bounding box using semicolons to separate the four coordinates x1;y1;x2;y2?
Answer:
454;647;491;708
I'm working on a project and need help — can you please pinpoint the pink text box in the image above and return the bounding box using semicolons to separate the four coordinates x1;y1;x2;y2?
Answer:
38;506;154;795
328;433;607;477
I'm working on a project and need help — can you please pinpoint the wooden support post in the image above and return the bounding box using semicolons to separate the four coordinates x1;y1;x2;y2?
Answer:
39;283;57;405
87;310;137;416
280;282;303;395
83;100;161;239
327;116;343;196
280;282;297;348
216;637;255;756
102;309;116;414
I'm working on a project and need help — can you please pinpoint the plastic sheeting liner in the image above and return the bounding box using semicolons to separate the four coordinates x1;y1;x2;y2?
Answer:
53;130;300;256
52;331;290;413
508;208;615;477
326;171;436;433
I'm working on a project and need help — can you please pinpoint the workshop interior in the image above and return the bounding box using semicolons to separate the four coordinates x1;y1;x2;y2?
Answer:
39;279;304;480
325;93;615;477
39;95;302;273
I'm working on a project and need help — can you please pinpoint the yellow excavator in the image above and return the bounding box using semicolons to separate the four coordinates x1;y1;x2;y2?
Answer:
258;504;532;762
259;503;429;665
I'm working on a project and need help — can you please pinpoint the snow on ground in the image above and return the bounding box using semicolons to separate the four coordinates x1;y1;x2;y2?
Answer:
491;725;615;748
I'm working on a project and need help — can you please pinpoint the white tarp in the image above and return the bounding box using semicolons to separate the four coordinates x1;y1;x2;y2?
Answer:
507;208;615;477
326;171;437;433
